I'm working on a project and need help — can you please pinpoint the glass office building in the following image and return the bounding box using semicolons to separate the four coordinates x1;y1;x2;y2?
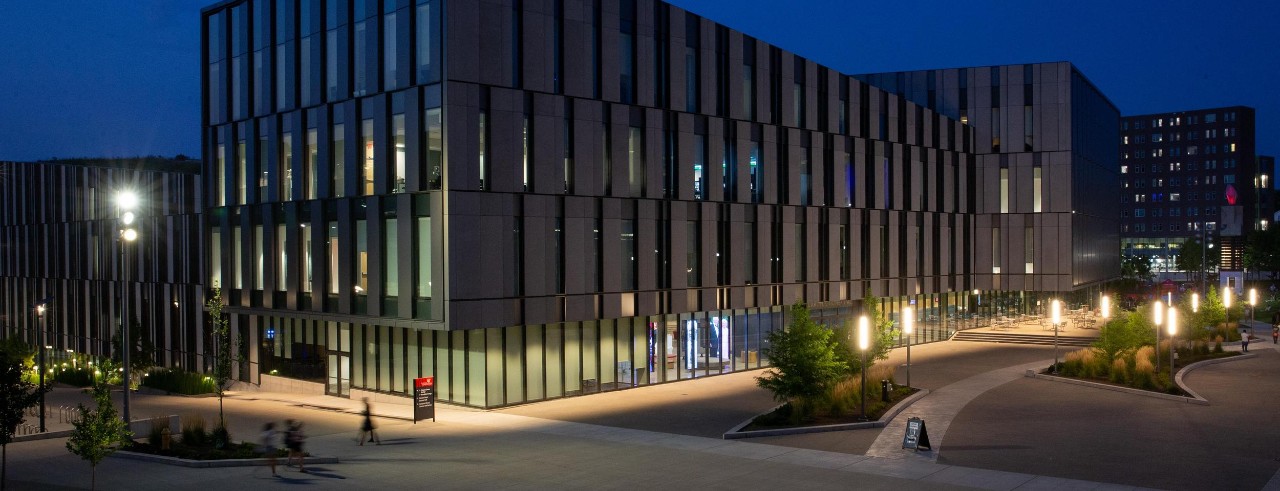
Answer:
201;1;1118;407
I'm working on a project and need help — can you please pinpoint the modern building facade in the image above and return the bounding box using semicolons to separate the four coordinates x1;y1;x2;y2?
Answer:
856;62;1123;292
199;0;1121;408
0;159;205;369
1118;106;1259;269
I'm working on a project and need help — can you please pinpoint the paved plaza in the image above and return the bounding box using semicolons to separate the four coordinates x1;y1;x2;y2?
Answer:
4;323;1280;490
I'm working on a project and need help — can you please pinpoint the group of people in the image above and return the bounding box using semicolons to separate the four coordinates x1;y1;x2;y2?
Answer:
256;399;381;477
260;419;307;476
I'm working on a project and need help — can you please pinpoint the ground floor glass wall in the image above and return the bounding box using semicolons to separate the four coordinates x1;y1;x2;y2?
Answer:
253;290;1070;408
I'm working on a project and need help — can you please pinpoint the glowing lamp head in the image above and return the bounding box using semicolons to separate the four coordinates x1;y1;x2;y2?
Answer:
1167;307;1177;336
1153;301;1163;326
1192;293;1199;313
1101;295;1111;320
121;228;138;242
902;307;914;335
1051;299;1061;324
36;305;45;315
1224;287;1232;309
115;191;139;210
1249;288;1257;307
121;211;136;225
857;315;870;351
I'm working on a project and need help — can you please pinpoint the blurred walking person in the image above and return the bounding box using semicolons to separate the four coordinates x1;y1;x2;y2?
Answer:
358;398;381;445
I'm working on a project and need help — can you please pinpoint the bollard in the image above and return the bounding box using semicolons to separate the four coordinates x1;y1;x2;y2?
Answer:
881;379;891;402
161;427;171;450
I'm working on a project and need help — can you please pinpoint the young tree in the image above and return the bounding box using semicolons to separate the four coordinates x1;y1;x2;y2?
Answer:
0;349;50;490
66;365;131;490
1198;286;1227;333
756;303;845;403
206;286;234;442
1243;227;1280;280
1094;310;1155;362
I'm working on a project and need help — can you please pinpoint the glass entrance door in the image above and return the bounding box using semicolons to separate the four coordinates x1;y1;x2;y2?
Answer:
325;322;351;397
327;353;350;396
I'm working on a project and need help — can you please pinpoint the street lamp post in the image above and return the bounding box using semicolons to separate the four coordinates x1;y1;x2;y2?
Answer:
858;315;870;421
1249;287;1258;331
902;307;913;389
1153;300;1163;371
1167;306;1177;383
1051;299;1062;373
36;303;47;433
116;191;139;425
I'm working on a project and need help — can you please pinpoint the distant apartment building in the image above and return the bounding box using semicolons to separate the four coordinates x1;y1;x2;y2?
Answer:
1118;106;1259;270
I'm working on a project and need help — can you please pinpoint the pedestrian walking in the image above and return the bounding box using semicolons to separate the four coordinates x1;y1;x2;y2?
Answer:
1273;325;1278;344
260;422;279;476
358;398;381;446
1242;329;1251;353
285;419;306;472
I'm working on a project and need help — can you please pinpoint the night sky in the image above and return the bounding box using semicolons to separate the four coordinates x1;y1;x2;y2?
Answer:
1;0;1277;169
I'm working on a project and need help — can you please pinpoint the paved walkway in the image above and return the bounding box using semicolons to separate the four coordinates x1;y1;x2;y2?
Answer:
9;323;1278;490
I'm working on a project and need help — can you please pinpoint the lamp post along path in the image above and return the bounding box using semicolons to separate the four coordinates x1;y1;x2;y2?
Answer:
1051;299;1062;373
902;307;913;389
858;315;870;421
1153;300;1163;371
116;191;139;425
37;303;46;433
1167;307;1177;383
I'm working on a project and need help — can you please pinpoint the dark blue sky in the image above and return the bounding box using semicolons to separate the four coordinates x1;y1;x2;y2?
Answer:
1;0;1277;163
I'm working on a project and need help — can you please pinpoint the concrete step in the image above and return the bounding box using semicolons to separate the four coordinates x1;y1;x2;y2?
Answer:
953;331;1095;348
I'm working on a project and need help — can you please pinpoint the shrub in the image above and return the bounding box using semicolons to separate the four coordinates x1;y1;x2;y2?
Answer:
141;368;217;395
1214;341;1223;353
181;414;208;446
1094;310;1155;362
1132;355;1157;390
1135;346;1157;366
1060;349;1082;376
52;367;95;387
1110;358;1129;384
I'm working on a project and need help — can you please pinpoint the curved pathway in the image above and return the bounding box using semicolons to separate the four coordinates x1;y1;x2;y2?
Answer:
866;359;1050;462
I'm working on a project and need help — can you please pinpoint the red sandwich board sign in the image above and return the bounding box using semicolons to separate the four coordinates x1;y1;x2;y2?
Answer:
414;377;436;423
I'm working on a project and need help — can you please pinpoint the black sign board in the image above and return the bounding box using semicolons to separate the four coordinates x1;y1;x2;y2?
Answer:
901;417;931;451
414;377;436;423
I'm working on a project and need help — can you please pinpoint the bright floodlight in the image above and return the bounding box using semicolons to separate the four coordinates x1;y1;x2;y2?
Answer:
1167;307;1177;336
1223;287;1231;309
115;191;139;210
122;228;138;241
1051;299;1061;325
121;211;136;225
1153;301;1163;326
1192;293;1199;313
36;305;45;315
902;307;914;335
857;315;870;351
1249;288;1257;306
1101;295;1111;319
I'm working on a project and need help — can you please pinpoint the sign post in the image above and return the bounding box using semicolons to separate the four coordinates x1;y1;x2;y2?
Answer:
901;417;931;451
413;377;436;423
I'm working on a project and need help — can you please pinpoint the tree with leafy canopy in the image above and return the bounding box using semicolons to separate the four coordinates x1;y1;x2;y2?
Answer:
1121;253;1154;282
1093;310;1155;362
831;291;900;376
66;360;131;491
207;286;235;446
1244;227;1280;281
110;319;155;390
1;348;50;490
756;303;845;403
1176;238;1218;279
